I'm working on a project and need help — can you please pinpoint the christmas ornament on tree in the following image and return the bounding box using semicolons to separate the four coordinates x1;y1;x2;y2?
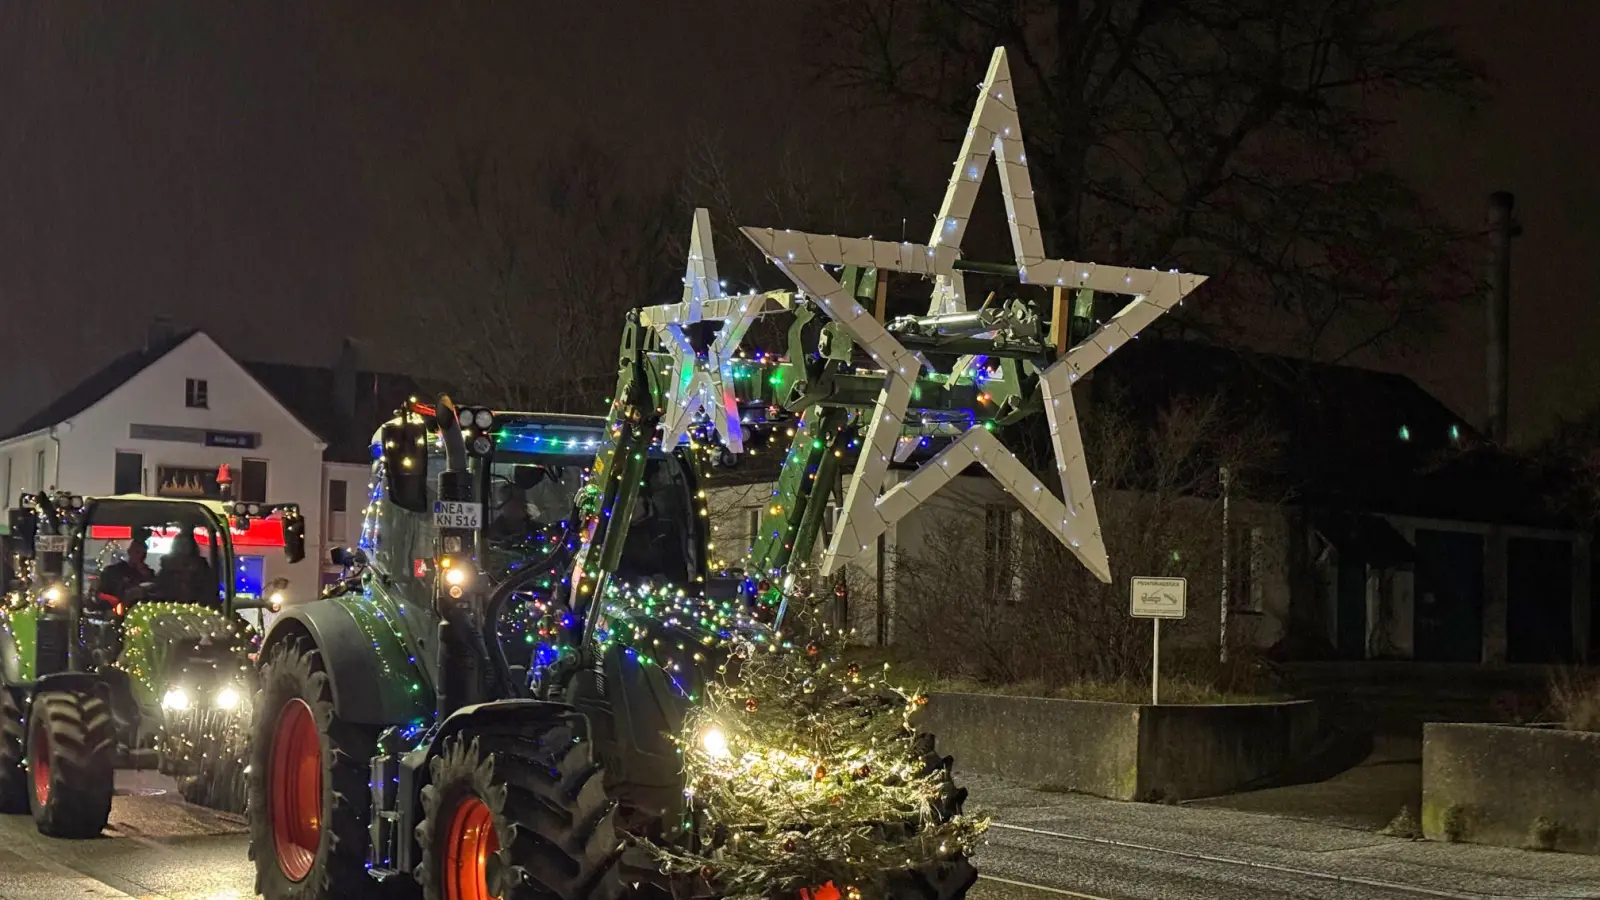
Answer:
646;598;985;900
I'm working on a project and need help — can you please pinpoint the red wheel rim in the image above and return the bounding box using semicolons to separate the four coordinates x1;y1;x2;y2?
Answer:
30;716;50;806
444;796;500;900
269;698;322;882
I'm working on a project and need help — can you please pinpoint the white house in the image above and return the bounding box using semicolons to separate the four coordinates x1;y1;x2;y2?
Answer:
0;327;433;607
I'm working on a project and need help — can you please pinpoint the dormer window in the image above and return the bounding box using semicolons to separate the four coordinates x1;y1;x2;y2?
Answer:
186;378;208;409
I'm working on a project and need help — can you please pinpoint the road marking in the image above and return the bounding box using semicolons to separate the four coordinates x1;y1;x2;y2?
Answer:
989;822;1515;900
979;873;1115;899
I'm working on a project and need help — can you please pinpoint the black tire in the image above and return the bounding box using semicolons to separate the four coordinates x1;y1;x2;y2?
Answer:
0;687;28;813
174;709;250;814
247;640;381;900
887;857;979;900
27;690;115;838
914;732;969;824
180;754;248;814
886;732;977;900
416;712;625;900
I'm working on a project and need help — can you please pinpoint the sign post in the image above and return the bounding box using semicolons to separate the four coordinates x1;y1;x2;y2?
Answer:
1130;576;1187;705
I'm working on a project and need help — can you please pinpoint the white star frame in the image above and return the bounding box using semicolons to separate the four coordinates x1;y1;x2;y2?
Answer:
638;208;795;453
740;47;1206;583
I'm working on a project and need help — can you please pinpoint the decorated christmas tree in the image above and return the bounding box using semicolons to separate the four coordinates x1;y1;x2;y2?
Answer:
646;594;986;900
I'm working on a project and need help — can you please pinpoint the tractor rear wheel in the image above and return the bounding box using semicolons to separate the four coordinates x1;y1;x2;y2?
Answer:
416;713;625;900
248;640;380;900
26;690;115;838
886;732;977;900
0;687;28;813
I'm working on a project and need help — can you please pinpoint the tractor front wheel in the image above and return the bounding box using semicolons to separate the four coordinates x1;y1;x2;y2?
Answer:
0;687;28;813
885;732;978;900
248;640;379;900
26;690;115;838
416;714;625;900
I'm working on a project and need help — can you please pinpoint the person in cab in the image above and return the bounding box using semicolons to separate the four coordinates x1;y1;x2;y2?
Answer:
156;529;219;606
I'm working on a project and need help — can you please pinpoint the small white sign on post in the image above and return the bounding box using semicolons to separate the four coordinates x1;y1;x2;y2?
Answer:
1131;576;1187;619
1131;576;1187;705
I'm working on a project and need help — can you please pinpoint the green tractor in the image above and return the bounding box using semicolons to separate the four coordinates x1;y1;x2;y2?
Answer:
0;489;307;834
244;359;977;897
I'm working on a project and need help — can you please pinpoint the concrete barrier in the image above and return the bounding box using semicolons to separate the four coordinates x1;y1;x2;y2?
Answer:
1423;722;1600;853
920;692;1319;802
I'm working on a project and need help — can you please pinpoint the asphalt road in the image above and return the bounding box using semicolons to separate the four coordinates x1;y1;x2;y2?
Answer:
0;772;1593;900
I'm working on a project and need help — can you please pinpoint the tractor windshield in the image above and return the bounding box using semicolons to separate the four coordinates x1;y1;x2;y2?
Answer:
481;450;701;588
81;509;225;610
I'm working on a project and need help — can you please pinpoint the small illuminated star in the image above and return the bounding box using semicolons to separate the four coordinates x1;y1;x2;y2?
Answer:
640;208;794;453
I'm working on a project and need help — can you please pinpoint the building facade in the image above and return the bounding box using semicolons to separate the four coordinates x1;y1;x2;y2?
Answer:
0;330;433;606
0;331;325;603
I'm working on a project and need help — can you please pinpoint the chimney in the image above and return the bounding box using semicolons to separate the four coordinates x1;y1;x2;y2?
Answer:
333;337;359;419
1485;191;1521;445
146;315;176;352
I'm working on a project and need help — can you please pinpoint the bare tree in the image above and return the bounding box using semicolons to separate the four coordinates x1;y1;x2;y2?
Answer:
671;131;901;354
385;141;679;411
1524;408;1600;528
893;390;1281;690
806;0;1483;363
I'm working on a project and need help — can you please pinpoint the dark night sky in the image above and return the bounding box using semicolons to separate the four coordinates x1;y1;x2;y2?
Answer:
2;2;1596;444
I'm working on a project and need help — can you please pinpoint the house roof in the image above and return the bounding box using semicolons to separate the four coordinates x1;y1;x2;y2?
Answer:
1081;339;1567;527
0;330;438;466
1;330;202;442
708;339;1574;529
241;362;446;464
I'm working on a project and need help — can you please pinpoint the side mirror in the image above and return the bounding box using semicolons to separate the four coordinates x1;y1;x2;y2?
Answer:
380;419;429;512
706;574;745;600
330;546;368;568
281;509;306;564
7;509;35;560
0;535;18;594
236;576;291;611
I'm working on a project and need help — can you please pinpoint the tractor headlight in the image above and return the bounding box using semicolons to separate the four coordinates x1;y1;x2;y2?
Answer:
215;687;243;711
474;409;493;429
444;567;469;587
162;688;192;711
267;590;286;610
42;585;65;608
698;725;730;760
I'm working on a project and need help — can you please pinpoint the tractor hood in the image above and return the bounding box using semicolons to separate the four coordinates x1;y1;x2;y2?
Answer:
116;603;256;708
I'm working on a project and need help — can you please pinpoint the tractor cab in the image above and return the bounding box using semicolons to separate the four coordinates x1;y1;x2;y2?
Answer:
349;406;708;695
77;495;306;618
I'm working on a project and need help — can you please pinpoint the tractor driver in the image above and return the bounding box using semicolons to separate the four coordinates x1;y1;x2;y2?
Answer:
487;466;552;546
487;484;532;544
155;529;220;607
98;531;155;609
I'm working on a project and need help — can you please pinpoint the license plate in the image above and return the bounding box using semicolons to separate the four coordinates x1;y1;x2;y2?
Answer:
433;501;482;529
34;534;68;554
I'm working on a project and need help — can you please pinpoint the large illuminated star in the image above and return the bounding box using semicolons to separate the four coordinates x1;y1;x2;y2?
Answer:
639;208;794;453
741;47;1206;583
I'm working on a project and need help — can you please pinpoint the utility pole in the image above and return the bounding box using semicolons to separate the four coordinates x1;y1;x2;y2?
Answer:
1219;465;1231;664
1485;191;1521;444
1483;191;1521;664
